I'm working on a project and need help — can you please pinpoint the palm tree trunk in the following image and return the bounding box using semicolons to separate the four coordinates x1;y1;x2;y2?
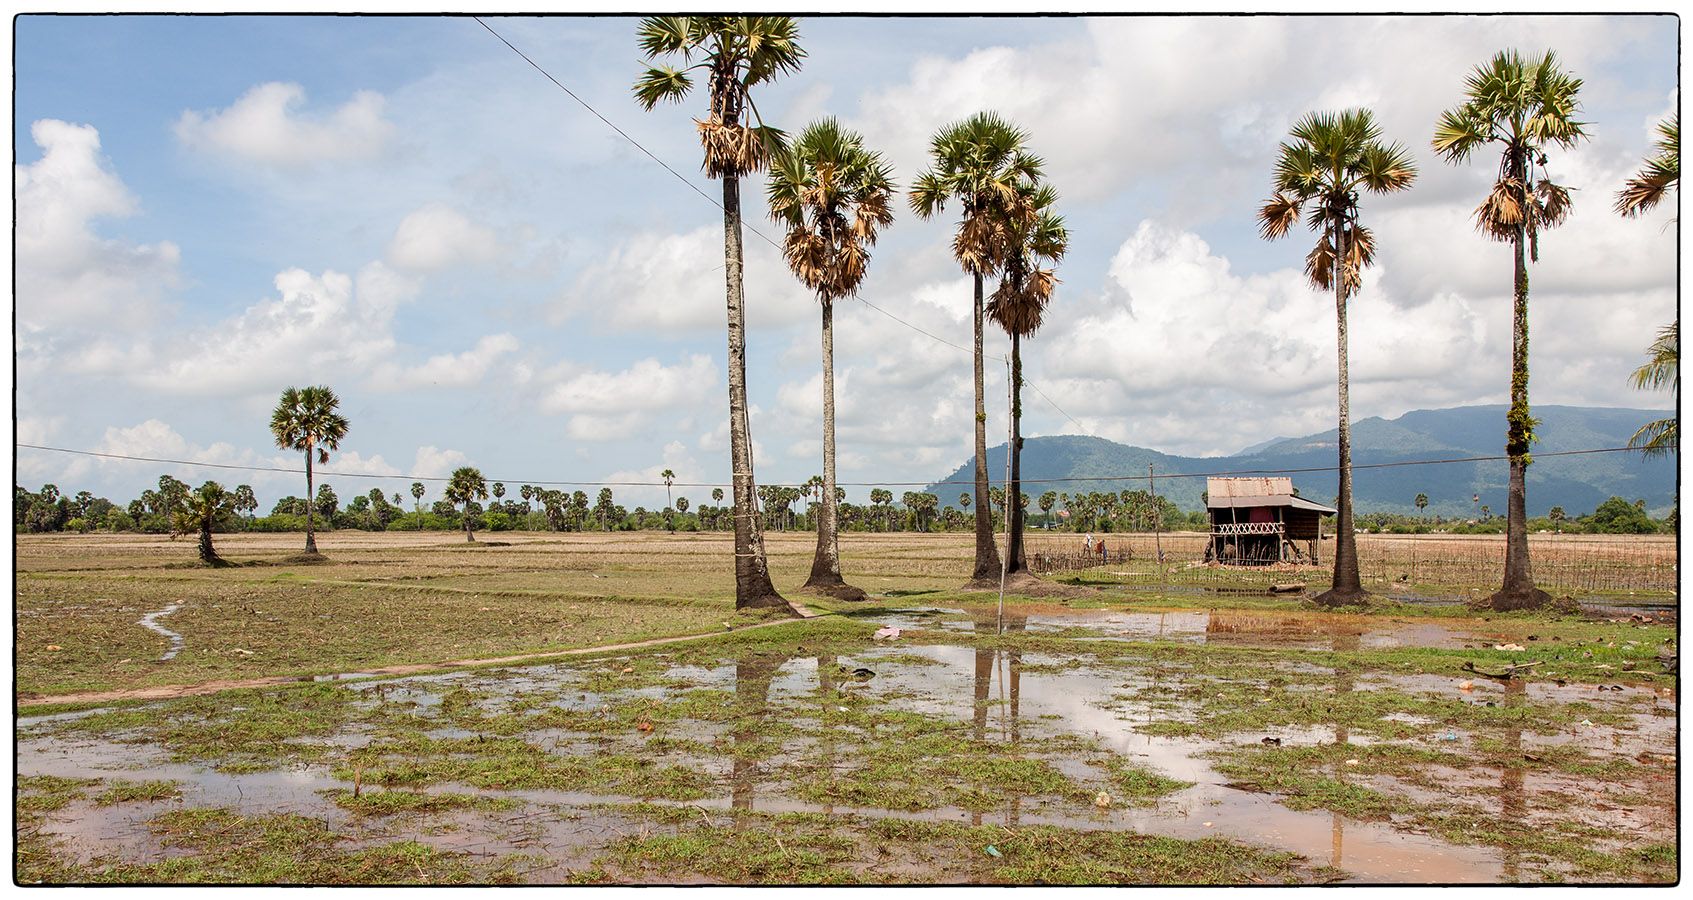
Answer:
722;173;788;612
970;271;1002;583
806;299;863;600
304;445;317;554
465;504;475;542
1006;331;1027;575
1318;222;1366;605
199;519;217;564
1492;217;1552;610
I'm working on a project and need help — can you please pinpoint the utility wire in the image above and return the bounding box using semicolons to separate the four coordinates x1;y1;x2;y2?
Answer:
16;442;1648;491
472;16;1093;439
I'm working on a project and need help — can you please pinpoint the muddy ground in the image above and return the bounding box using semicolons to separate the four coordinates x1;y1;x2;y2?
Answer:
16;602;1677;885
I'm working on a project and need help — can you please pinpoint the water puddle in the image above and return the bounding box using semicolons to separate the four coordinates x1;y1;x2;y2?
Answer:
16;607;1674;884
137;603;185;661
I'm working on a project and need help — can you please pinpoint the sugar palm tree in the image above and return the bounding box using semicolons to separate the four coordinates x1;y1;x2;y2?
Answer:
768;117;895;600
1433;50;1587;610
986;179;1068;576
173;480;239;565
1260;108;1416;606
410;481;425;514
270;385;349;555
1627;322;1678;457
911;112;1043;584
445;467;488;543
1616;113;1678;218
634;15;803;612
660;469;676;509
1415;493;1429;518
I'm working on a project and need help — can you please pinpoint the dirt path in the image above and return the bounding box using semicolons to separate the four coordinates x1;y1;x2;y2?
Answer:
19;604;822;710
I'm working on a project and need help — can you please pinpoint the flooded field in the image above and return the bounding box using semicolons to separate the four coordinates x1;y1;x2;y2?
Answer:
17;605;1677;885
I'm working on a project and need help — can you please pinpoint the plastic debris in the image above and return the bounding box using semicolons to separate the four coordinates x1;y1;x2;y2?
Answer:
1494;643;1526;652
621;666;634;674
985;846;1002;858
636;721;653;733
836;706;849;713
45;645;62;652
1458;680;1474;692
1344;758;1360;767
1442;732;1458;742
872;626;902;641
1095;791;1112;808
1579;719;1596;727
1203;821;1215;828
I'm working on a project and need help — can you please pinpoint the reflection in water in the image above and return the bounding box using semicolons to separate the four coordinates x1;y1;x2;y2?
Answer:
730;651;787;820
1330;628;1363;871
1500;678;1527;883
970;613;1027;826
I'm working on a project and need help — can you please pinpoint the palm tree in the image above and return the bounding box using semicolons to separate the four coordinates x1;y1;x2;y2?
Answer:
1415;493;1429;518
173;481;239;565
445;467;488;543
1548;505;1566;533
660;469;676;510
1616;113;1678;218
270;385;350;555
911;112;1043;584
1039;491;1057;527
634;16;801;612
767;117;895;600
232;484;257;521
1626;322;1678;457
410;482;426;514
1433;50;1586;611
1260;109;1416;606
986;178;1068;576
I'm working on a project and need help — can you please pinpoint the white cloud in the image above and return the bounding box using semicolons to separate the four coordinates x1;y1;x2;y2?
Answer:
541;354;718;417
385;203;504;271
554;226;814;333
175;82;394;168
368;334;520;392
596;440;704;509
411;446;471;480
137;262;417;396
14;119;181;331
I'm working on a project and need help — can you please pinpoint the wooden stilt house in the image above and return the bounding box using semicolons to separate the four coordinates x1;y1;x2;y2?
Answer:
1205;477;1336;566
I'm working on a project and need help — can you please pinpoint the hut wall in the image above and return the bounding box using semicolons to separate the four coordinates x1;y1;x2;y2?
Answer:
1284;509;1323;540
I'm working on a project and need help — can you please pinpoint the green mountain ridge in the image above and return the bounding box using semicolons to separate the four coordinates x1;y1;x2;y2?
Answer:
925;405;1677;517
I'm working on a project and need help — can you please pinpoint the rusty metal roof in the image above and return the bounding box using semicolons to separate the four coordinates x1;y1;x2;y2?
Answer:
1205;477;1335;514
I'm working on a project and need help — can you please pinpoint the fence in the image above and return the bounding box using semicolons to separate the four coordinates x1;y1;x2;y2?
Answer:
1023;531;1677;598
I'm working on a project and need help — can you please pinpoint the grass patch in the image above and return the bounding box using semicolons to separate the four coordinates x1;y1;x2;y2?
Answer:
94;779;181;805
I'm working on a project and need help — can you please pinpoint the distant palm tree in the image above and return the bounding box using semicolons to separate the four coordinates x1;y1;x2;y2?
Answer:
232;484;257;521
410;482;426;514
1548;506;1566;533
660;469;676;510
768;117;895;600
1039;491;1057;527
492;482;505;503
174;481;239;565
270;385;349;555
445;467;488;542
911;112;1043;583
1616;113;1678;218
1627;322;1678;457
1434;49;1586;610
635;15;803;613
1260;108;1415;606
1415;493;1429;518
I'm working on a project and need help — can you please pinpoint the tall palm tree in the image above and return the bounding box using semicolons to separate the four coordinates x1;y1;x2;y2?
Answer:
445;466;488;543
1627;322;1678;457
1616;113;1678;218
1260;109;1416;606
1433;50;1586;611
767;117;895;601
410;482;426;514
634;16;803;612
270;385;350;555
660;469;676;510
1415;493;1429;518
911;112;1043;584
986;179;1068;576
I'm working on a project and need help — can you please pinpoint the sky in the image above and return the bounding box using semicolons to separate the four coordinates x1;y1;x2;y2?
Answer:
10;12;1681;513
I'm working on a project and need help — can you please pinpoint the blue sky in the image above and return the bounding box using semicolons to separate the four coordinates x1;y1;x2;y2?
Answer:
12;13;1680;512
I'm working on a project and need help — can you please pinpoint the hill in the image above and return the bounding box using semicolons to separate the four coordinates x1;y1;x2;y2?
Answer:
923;405;1677;517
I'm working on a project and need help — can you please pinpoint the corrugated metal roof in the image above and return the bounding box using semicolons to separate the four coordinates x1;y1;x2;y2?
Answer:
1207;476;1293;498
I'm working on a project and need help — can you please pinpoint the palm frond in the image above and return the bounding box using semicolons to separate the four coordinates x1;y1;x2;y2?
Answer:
1630;321;1679;394
1628;417;1678;458
1258;193;1302;240
1616;113;1679;217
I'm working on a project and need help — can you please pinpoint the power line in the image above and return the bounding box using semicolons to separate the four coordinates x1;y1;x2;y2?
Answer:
16;442;1649;492
471;17;1093;440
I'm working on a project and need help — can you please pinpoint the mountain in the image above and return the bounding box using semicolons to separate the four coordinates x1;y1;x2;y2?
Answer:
923;405;1678;517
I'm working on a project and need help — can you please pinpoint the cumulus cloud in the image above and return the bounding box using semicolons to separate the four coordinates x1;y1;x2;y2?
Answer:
175;82;394;168
596;440;706;509
14;119;181;331
410;446;470;479
554;225;814;333
368;334;520;392
385;203;504;271
135;262;417;396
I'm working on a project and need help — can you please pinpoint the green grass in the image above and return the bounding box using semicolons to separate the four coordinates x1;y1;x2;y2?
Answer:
94;779;181;806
